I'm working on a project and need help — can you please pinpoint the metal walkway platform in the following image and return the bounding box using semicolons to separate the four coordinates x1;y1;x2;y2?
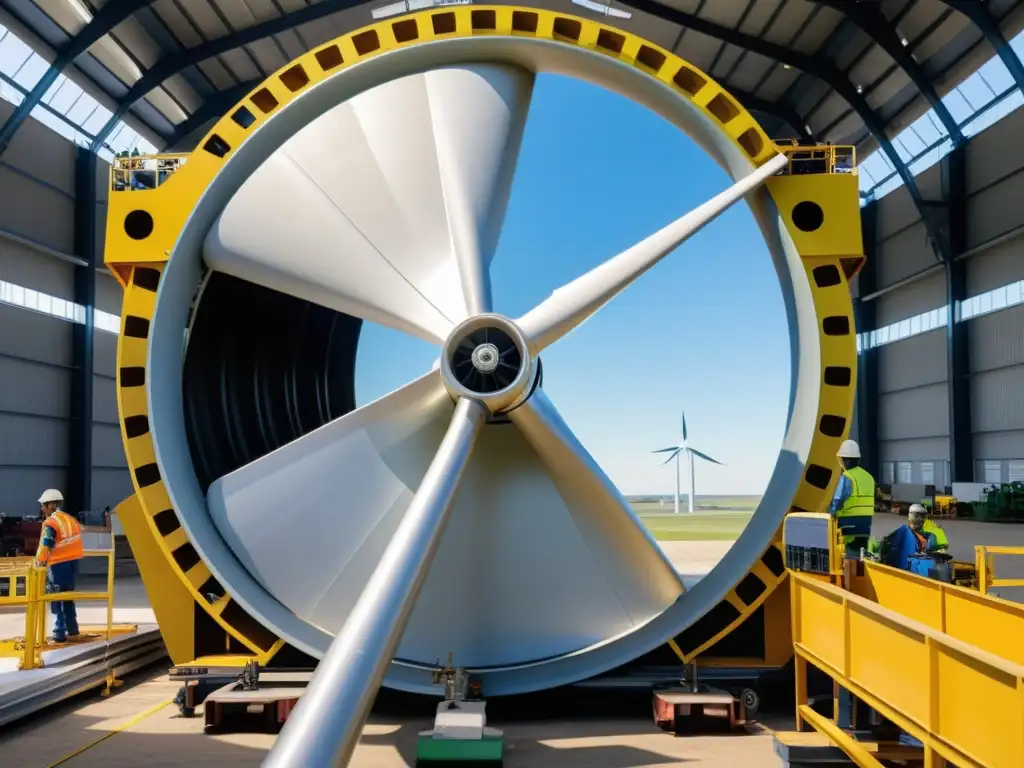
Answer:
788;567;1024;768
0;624;165;727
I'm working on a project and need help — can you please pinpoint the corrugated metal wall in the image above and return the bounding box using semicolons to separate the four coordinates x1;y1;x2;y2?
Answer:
0;107;131;516
0;303;73;513
865;103;1024;485
875;270;945;326
876;330;950;484
969;303;1024;463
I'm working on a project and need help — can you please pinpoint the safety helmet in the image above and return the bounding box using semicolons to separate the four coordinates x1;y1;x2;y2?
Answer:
908;503;927;518
37;488;64;505
837;439;861;459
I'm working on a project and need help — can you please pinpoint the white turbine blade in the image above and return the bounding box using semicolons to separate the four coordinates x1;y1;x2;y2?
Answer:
265;397;487;768
205;371;455;621
509;392;684;601
392;395;684;668
516;153;788;352
651;446;679;454
427;65;534;315
205;65;534;342
689;447;724;465
661;448;681;466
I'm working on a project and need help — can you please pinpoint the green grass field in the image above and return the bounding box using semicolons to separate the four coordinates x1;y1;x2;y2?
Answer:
630;497;758;541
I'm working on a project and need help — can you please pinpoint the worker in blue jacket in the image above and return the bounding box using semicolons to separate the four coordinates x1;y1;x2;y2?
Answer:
871;504;940;570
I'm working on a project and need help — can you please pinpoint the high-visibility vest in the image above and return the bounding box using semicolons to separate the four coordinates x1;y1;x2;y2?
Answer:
836;466;875;545
39;511;83;565
922;519;948;549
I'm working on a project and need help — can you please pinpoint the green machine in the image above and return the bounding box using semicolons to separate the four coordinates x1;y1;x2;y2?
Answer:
416;654;504;765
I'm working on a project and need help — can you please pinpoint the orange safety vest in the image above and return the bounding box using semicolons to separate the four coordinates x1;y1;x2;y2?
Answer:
39;511;83;565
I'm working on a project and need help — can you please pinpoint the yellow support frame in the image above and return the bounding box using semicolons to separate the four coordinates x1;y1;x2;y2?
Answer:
975;545;1024;595
792;570;1024;768
103;6;861;669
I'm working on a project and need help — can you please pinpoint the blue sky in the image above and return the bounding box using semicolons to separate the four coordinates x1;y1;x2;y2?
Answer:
355;73;790;497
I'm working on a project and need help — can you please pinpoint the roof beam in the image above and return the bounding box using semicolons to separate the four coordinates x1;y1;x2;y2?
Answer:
940;0;1024;91
812;0;965;143
89;0;367;151
0;0;152;158
730;87;815;141
620;0;949;257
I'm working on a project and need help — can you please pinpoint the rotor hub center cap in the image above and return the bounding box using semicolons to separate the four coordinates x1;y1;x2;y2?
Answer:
440;314;535;412
471;343;500;373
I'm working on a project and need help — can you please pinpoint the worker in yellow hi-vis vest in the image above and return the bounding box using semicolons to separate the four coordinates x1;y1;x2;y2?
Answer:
34;489;83;643
827;440;876;560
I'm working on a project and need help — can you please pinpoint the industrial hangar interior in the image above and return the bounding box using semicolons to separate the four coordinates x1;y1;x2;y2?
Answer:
2;0;1024;766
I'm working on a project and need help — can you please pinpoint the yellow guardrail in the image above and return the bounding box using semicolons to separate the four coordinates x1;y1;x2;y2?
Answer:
791;570;1024;768
975;545;1024;596
110;153;188;192
861;559;1024;668
0;532;116;671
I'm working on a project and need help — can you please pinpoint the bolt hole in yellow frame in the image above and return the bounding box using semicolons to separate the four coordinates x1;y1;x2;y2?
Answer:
103;7;861;692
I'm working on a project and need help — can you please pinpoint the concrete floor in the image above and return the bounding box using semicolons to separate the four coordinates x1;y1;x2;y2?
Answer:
0;670;786;767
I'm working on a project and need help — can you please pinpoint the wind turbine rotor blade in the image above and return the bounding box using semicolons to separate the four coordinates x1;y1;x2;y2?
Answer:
508;391;685;608
515;152;788;353
660;448;682;466
264;396;487;768
681;410;687;442
205;64;534;343
689;447;724;465
651;446;680;454
205;371;454;623
428;64;535;316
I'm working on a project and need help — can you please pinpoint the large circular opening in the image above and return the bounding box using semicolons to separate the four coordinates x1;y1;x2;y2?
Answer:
147;30;826;695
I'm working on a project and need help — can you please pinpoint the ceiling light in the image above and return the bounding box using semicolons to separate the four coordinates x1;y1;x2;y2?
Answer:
372;0;472;20
572;0;632;18
783;64;791;70
856;84;864;94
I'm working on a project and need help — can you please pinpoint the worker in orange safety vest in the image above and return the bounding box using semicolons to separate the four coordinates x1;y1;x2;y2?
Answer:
34;489;83;643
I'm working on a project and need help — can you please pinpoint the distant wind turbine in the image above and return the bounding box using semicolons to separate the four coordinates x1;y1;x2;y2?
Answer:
652;410;724;514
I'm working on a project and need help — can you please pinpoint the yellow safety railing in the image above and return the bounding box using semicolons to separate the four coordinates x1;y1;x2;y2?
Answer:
975;545;1024;595
775;141;857;175
2;532;117;671
861;559;1024;668
791;571;1024;768
110;153;188;192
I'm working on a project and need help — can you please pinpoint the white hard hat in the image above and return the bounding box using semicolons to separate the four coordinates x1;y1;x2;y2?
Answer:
908;503;927;516
837;439;861;459
37;489;64;504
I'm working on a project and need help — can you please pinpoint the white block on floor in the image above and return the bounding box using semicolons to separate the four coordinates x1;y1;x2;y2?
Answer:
434;700;487;740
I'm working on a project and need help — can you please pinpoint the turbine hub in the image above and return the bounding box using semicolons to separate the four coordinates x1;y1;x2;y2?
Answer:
471;343;500;373
440;314;536;412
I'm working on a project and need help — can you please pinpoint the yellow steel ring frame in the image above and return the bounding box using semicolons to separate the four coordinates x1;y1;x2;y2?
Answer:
105;6;862;695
